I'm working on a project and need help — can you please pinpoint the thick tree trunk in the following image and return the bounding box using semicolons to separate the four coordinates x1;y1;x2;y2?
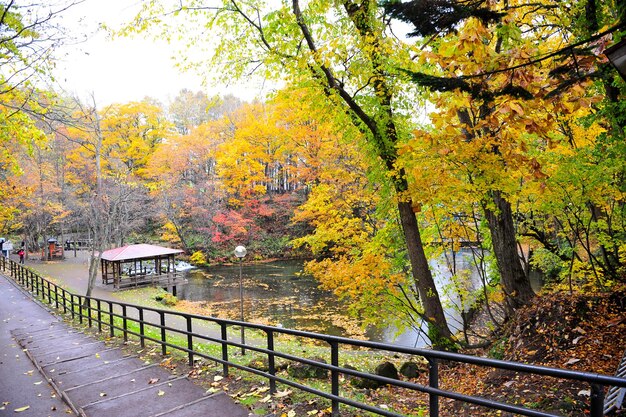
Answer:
397;200;452;345
484;191;535;314
292;0;453;348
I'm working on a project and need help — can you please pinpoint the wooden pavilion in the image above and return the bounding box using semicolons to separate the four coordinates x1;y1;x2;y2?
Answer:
100;244;184;290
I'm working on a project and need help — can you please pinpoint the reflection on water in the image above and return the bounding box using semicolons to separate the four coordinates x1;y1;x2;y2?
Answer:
179;261;359;339
179;251;494;347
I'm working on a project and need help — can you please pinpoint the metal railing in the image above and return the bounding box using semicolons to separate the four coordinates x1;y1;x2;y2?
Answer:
2;256;624;417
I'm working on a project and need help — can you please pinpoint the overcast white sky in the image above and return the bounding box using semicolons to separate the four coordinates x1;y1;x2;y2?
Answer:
53;0;262;107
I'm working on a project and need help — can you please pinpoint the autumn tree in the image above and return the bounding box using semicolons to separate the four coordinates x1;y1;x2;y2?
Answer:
0;1;78;234
168;89;243;135
64;97;172;297
146;117;230;252
388;0;626;300
125;0;454;347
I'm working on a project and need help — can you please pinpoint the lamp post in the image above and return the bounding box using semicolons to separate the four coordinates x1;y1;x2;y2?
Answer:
606;38;626;82
234;245;247;355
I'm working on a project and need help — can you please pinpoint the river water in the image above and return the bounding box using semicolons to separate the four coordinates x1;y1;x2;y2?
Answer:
178;248;492;347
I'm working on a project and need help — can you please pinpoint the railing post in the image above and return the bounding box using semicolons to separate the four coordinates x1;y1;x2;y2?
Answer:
70;294;75;319
429;358;440;417
590;384;604;417
108;302;115;337
330;341;339;417
221;323;229;377
87;298;93;328
46;280;52;304
78;296;83;324
138;308;145;347
54;283;59;309
266;330;277;394
122;305;128;342
160;312;167;356
186;316;193;366
97;299;102;332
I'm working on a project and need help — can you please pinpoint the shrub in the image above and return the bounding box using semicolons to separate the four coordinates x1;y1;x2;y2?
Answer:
190;250;208;266
157;292;178;306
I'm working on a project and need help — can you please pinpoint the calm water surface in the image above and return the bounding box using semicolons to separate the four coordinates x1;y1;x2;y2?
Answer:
178;260;372;339
178;251;493;347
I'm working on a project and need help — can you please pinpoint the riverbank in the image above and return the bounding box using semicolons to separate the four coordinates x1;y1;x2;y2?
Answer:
15;252;626;416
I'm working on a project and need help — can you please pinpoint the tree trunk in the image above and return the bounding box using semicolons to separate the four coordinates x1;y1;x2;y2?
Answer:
397;200;453;345
291;0;453;347
484;191;535;314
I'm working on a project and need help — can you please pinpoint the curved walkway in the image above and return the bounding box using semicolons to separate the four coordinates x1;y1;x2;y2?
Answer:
0;272;250;417
0;273;73;416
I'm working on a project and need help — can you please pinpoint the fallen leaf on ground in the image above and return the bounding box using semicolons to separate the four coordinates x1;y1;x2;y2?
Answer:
14;405;30;412
274;390;292;398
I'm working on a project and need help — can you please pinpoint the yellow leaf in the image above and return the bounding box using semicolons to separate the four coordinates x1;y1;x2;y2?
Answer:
273;389;292;398
509;102;524;115
14;406;30;412
259;395;272;403
157;390;165;396
287;411;296;417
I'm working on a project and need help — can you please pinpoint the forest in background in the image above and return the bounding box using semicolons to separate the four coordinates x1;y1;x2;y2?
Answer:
1;0;626;349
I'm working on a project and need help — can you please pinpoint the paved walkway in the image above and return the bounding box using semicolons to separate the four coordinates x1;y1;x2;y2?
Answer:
0;272;73;416
0;272;250;417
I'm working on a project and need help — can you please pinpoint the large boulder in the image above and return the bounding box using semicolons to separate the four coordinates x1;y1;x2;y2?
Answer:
287;356;328;379
375;361;399;380
351;361;399;389
399;361;422;379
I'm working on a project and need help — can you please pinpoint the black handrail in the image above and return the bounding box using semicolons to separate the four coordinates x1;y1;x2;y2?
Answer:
2;257;625;417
